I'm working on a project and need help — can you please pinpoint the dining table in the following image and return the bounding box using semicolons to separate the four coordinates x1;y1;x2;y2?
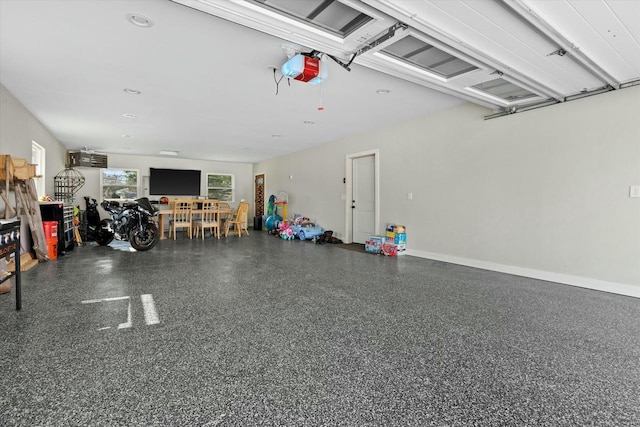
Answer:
156;201;233;239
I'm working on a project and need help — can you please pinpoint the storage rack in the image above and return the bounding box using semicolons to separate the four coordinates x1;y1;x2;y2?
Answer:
53;167;85;204
63;205;75;250
40;202;75;255
0;220;22;310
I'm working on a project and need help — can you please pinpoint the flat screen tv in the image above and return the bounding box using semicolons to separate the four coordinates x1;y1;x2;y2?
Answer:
149;168;201;196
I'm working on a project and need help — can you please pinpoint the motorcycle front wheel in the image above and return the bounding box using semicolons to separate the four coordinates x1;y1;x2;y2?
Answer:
129;223;159;251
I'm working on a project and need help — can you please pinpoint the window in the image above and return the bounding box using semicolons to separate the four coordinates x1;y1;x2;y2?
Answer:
207;174;234;202
101;169;139;200
31;141;45;198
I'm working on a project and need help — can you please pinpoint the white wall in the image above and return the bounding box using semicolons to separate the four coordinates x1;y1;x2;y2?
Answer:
255;86;640;296
0;84;67;196
1;84;68;253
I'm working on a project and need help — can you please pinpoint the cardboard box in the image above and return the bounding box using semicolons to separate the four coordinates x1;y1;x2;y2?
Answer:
366;235;386;253
365;240;382;254
385;224;395;242
394;232;406;246
386;225;406;243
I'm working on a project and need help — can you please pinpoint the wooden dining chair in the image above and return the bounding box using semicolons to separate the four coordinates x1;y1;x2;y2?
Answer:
168;199;193;239
193;200;220;239
224;201;250;237
217;202;232;231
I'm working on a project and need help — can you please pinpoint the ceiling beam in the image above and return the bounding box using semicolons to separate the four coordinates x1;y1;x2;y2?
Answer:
503;0;620;89
363;0;566;101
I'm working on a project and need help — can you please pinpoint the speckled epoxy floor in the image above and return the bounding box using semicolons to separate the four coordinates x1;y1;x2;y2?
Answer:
1;232;639;426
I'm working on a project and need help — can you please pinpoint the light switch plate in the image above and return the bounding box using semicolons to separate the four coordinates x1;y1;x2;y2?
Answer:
630;186;640;198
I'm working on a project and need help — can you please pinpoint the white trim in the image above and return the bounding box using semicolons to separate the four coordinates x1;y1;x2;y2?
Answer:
406;249;640;299
345;149;380;244
31;141;45;198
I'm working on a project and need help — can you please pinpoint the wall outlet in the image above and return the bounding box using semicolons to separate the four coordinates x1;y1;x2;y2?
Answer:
407;192;413;200
630;185;640;198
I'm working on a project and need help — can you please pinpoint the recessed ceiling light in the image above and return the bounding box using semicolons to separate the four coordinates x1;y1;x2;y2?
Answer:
122;113;137;119
126;13;153;28
304;121;315;124
159;150;178;156
122;134;132;138
376;89;391;94
123;88;141;95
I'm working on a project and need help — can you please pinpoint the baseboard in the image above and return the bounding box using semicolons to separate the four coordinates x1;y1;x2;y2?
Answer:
405;249;640;299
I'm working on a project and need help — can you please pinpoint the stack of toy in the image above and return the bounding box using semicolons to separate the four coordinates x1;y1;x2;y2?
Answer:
383;224;407;256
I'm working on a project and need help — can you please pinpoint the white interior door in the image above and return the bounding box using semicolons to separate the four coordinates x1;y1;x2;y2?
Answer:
352;155;375;244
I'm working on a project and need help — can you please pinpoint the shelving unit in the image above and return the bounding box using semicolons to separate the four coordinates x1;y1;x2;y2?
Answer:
63;205;74;249
40;202;75;255
0;220;21;310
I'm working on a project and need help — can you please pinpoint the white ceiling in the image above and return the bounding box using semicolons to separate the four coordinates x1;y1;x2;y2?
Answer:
1;0;638;164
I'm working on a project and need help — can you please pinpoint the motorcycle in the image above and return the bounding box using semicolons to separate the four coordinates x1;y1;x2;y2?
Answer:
84;196;100;241
96;197;160;251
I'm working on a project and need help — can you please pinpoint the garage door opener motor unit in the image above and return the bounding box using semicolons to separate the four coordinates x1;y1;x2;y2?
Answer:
281;53;327;84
